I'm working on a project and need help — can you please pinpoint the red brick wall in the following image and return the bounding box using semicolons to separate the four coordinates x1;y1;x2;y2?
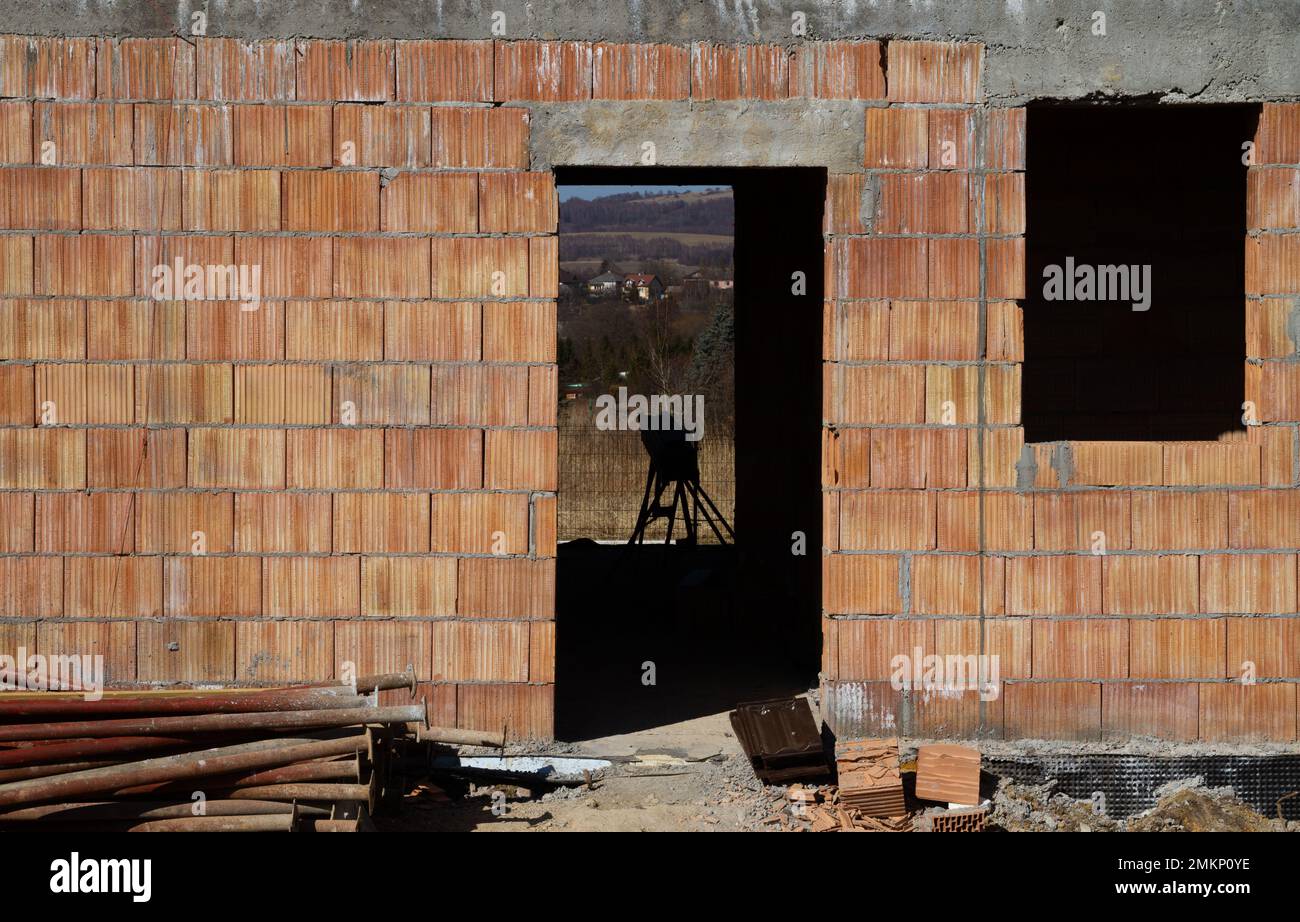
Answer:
0;35;557;739
0;34;1295;742
824;42;1300;743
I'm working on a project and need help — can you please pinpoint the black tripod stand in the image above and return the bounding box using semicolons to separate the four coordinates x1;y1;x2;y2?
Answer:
627;426;734;547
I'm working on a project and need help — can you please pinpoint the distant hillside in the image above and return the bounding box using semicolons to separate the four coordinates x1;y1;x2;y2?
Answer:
559;188;734;235
559;188;734;271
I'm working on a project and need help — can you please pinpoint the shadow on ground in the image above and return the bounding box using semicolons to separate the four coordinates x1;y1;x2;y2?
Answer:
554;540;817;742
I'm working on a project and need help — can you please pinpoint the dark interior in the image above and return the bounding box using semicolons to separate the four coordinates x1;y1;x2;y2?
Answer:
552;167;825;741
1022;103;1259;442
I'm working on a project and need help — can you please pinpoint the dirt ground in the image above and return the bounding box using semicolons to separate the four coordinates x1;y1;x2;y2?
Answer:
381;711;786;832
377;708;1296;833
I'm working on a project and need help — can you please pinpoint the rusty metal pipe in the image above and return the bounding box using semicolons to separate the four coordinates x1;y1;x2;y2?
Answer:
0;690;370;720
111;756;362;796
0;732;366;769
419;725;506;748
0;686;315;700
225;783;371;803
309;672;416;696
113;777;377;809
0;683;369;703
0;732;357;771
0;734;367;808
129;813;295;832
0;759;122;783
202;757;362;787
355;671;417;695
305;818;360;832
0;735;210;768
0;703;425;743
0;799;329;822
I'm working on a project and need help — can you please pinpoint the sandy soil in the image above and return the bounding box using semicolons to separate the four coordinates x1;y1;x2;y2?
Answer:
379;710;788;832
377;708;1297;833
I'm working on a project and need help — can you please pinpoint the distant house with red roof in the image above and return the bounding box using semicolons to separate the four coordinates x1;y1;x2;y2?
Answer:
622;273;665;302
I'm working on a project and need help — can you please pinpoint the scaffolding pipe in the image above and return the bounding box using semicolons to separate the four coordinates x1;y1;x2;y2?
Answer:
0;690;371;720
0;799;329;822
0;703;425;743
0;734;368;808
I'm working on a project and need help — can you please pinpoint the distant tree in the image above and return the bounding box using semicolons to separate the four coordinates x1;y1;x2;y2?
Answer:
557;336;579;383
559;190;734;235
642;258;682;288
555;190;736;426
688;303;733;387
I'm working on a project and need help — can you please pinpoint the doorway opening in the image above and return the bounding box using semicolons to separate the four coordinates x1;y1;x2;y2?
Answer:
1022;103;1259;441
552;167;826;741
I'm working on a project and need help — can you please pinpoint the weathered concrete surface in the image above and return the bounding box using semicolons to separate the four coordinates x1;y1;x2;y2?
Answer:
527;100;864;170
4;1;1300;103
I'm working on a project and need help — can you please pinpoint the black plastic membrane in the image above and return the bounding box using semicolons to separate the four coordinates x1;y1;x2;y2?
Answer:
986;754;1300;820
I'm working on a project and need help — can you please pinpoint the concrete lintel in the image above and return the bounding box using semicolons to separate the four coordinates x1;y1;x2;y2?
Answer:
527;99;864;172
5;2;1300;103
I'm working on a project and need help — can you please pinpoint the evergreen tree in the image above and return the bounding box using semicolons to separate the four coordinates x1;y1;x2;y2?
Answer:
688;303;735;394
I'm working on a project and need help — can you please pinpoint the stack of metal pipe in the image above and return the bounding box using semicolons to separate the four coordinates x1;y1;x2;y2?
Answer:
0;672;426;832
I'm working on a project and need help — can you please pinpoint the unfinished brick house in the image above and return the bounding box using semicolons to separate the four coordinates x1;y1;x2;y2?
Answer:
0;4;1297;744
